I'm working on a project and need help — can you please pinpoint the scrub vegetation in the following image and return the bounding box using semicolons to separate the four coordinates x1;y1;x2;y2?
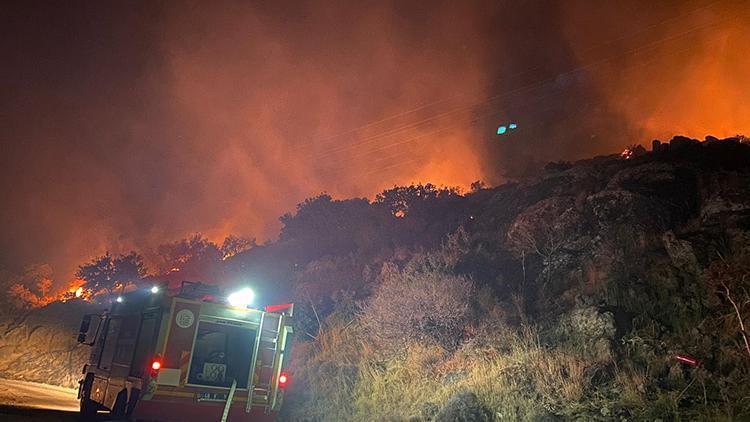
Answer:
281;136;750;421
1;136;749;420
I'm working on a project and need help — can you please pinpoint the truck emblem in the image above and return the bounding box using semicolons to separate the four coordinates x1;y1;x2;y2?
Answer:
175;309;195;329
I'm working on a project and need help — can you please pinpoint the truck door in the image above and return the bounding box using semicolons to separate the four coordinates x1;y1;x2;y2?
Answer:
95;315;140;410
130;311;160;378
98;318;122;372
110;315;140;378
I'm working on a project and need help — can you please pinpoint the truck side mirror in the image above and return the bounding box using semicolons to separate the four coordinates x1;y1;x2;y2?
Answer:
77;314;92;344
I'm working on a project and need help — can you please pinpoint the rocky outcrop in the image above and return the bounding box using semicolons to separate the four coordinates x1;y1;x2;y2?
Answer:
0;300;94;388
662;231;699;274
586;189;670;231
700;172;750;223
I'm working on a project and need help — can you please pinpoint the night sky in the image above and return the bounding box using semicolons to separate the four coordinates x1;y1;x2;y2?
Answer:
1;0;748;284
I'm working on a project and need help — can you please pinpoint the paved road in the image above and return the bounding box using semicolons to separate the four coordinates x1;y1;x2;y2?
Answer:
0;404;78;422
0;378;79;421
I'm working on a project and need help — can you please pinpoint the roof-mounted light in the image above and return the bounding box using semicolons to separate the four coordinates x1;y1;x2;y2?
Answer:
227;287;254;308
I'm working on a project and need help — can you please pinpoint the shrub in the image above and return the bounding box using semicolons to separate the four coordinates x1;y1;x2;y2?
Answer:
281;320;369;422
434;390;492;422
361;260;474;352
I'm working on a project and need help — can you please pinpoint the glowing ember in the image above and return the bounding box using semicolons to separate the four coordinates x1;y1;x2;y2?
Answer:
620;148;634;160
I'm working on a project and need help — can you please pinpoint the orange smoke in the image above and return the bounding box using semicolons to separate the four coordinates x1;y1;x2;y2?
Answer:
3;1;749;286
564;1;749;143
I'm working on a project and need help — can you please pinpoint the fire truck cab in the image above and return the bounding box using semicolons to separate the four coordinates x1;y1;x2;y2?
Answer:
76;282;294;421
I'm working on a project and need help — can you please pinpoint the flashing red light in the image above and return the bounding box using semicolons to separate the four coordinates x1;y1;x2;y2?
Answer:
675;354;699;366
151;359;162;371
278;372;289;388
265;303;293;313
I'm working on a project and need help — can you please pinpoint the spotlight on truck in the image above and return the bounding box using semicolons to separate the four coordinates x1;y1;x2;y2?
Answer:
227;287;255;308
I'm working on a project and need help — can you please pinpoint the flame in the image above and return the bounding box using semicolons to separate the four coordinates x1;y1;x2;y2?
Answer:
63;279;90;302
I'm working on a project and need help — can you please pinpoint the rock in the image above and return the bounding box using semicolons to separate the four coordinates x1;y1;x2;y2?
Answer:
669;136;700;150
587;189;669;230
661;231;699;274
605;162;677;192
700;173;750;222
704;135;720;144
0;300;95;388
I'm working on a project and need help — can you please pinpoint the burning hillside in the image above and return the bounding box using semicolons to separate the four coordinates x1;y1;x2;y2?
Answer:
3;1;749;287
0;136;748;419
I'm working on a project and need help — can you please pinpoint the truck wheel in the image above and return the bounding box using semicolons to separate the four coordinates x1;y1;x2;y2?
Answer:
79;398;98;421
109;390;129;421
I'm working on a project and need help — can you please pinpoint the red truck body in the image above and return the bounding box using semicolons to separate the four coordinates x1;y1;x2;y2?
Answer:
77;283;293;421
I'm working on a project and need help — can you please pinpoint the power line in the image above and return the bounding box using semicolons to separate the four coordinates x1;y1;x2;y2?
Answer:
299;0;726;158
312;10;741;181
307;4;738;167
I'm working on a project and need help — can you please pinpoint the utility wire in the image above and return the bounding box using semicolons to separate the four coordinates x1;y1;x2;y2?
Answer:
313;10;741;181
309;4;738;166
299;0;726;157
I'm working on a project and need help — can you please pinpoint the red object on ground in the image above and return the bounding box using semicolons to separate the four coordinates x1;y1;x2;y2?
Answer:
675;354;699;366
265;303;293;313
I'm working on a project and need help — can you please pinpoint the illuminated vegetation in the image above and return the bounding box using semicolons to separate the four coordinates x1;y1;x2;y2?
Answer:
281;137;750;421
0;137;748;418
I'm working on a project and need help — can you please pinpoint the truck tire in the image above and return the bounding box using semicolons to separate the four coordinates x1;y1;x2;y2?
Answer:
79;397;98;421
108;390;129;421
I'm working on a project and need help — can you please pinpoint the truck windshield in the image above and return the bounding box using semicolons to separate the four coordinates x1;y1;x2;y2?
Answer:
188;321;256;389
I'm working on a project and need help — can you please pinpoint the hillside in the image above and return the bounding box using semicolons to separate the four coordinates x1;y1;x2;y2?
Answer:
1;135;748;420
277;135;750;421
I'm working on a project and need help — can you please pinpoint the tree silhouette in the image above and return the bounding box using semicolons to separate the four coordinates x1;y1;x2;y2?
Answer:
375;183;459;217
156;234;223;282
220;235;256;260
76;251;146;297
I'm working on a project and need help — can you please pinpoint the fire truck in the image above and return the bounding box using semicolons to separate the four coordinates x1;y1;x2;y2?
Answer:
76;282;294;421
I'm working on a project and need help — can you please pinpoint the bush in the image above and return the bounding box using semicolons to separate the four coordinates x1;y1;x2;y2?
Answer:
361;259;474;352
435;390;491;422
281;320;368;421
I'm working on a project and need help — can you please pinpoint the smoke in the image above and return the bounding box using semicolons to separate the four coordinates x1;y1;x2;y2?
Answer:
563;0;750;142
0;0;747;284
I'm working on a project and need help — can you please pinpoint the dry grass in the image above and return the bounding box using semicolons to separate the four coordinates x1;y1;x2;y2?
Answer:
283;323;599;421
283;315;750;421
